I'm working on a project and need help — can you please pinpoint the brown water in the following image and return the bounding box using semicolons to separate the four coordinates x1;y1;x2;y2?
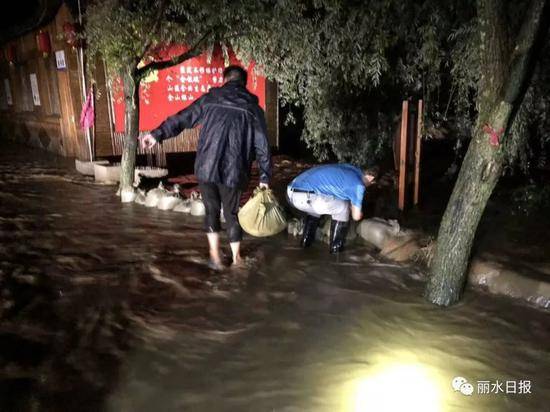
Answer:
0;143;548;412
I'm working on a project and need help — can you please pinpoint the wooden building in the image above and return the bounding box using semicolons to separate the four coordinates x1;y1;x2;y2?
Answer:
0;3;99;160
0;2;278;166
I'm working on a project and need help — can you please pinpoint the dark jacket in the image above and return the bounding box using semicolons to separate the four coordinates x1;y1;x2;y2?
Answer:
151;81;271;188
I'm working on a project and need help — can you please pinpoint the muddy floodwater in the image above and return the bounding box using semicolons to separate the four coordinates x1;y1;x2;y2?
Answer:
0;143;549;412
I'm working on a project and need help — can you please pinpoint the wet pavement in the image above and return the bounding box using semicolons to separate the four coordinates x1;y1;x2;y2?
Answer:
0;143;549;412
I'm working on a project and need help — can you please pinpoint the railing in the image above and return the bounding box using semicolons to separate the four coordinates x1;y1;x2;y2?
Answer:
111;128;200;166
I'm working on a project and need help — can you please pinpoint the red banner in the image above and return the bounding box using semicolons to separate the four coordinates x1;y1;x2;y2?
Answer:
113;45;266;132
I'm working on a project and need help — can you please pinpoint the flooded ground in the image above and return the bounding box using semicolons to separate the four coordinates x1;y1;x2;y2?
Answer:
0;143;549;412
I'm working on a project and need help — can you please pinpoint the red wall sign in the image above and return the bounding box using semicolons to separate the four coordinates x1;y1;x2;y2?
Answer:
113;46;266;133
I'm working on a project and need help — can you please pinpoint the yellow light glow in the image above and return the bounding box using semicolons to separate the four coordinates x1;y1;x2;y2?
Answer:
353;363;442;412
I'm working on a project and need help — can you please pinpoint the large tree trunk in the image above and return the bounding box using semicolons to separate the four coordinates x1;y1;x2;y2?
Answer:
119;69;140;193
425;0;549;306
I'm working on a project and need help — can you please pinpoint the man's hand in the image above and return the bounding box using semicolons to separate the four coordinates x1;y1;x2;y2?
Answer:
139;133;158;150
259;182;269;190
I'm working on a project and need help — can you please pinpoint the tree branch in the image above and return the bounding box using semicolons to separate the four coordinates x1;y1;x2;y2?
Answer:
477;0;511;104
504;0;550;104
135;29;214;80
138;0;170;63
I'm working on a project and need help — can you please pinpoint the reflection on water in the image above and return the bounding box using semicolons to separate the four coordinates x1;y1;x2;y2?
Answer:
0;143;548;412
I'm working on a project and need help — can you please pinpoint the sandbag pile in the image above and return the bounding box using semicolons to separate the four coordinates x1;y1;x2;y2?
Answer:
125;182;207;217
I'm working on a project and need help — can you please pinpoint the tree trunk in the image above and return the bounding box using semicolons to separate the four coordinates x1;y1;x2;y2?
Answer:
425;0;549;306
119;69;140;193
424;110;509;305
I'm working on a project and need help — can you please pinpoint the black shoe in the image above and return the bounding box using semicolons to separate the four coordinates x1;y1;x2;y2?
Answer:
300;215;320;248
329;220;349;254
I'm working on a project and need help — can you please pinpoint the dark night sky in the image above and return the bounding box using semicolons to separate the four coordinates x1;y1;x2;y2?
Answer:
1;0;40;28
0;0;60;42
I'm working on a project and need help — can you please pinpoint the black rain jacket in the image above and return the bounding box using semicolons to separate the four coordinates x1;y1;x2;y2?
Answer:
151;81;271;189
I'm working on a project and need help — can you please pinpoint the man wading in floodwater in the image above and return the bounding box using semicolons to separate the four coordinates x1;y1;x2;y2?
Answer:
287;164;377;253
140;66;271;270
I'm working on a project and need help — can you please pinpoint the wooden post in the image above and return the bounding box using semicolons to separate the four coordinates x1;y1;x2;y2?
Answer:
414;99;423;206
398;100;408;211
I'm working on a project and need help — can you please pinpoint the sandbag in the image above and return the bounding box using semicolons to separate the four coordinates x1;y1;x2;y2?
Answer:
357;218;400;249
287;217;304;237
157;184;183;211
120;187;137;203
190;192;206;216
173;198;192;213
157;194;182;211
238;187;287;237
134;189;147;205
145;183;167;208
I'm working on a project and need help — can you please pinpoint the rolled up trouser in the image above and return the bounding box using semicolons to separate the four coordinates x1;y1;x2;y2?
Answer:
286;187;350;222
199;183;242;242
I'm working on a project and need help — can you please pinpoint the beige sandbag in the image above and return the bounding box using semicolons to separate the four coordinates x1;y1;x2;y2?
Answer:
357;218;400;249
238;187;287;237
380;235;421;262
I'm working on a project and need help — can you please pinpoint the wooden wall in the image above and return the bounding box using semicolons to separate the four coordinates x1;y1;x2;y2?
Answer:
109;80;279;166
265;80;279;148
0;4;113;161
0;3;278;164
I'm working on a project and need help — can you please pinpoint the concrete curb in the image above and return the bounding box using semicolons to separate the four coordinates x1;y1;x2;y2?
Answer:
357;219;550;309
468;257;550;309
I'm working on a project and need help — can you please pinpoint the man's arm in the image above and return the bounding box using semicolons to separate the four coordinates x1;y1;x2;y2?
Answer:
350;183;366;221
253;107;271;185
141;97;204;149
151;97;203;143
351;205;363;221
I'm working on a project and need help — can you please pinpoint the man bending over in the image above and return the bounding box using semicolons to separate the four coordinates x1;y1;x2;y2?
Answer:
287;164;377;253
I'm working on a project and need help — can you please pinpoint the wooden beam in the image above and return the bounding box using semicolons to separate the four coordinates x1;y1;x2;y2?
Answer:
398;100;408;211
414;99;423;206
265;80;279;148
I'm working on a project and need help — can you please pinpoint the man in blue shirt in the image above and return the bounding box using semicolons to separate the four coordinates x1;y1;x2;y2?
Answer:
287;164;377;253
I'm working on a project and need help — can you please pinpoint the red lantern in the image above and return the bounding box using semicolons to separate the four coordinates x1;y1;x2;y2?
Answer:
62;22;80;49
4;44;16;64
36;30;52;57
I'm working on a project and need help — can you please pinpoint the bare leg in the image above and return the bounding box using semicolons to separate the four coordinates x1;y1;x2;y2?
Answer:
206;232;223;269
229;241;242;265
